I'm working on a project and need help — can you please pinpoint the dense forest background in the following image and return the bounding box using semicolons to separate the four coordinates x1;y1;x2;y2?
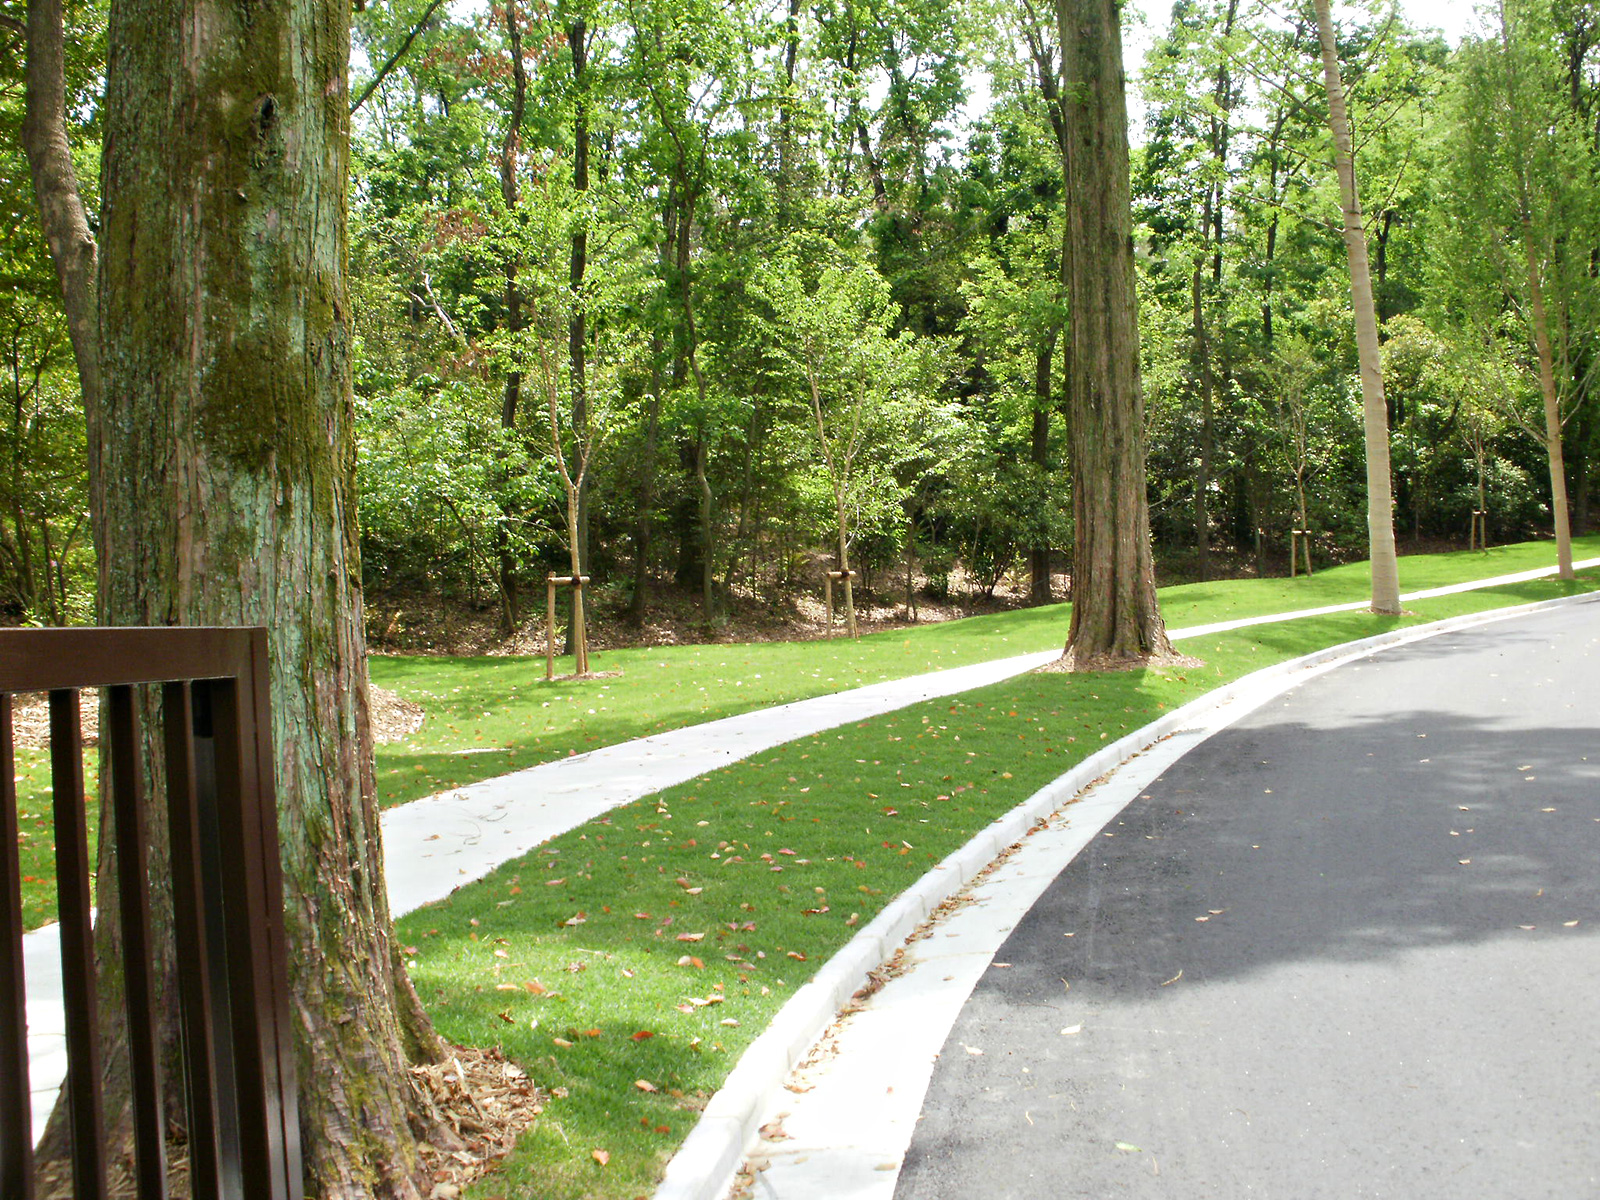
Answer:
2;0;1597;643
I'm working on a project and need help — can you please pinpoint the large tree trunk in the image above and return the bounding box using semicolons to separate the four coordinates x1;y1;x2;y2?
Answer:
94;1;440;1195
1058;0;1173;665
1313;0;1401;614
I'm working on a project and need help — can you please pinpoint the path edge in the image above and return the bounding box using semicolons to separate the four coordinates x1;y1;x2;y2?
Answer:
652;587;1600;1200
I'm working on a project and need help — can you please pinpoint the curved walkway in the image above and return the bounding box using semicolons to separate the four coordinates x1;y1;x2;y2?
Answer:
379;555;1600;918
15;558;1600;1145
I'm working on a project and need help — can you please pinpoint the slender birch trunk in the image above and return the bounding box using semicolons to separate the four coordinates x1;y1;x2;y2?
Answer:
1523;236;1575;577
1313;0;1402;614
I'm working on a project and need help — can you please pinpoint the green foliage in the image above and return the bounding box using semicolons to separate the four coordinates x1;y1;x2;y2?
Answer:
10;0;1600;629
0;1;102;623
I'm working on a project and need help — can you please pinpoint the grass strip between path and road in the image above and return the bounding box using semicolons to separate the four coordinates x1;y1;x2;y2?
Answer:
395;571;1598;1200
369;536;1600;811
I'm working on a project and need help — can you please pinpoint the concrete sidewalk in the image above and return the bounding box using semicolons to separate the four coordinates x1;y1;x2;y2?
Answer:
15;555;1599;1144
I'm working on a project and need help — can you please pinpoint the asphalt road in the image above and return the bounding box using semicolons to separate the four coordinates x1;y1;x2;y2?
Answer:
896;601;1600;1199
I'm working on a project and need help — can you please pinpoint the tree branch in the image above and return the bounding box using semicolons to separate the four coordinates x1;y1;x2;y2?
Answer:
350;0;448;115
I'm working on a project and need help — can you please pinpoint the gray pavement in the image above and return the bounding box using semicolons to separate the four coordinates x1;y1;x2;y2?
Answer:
893;601;1600;1199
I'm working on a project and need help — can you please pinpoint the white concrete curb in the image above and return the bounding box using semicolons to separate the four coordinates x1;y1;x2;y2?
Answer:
651;587;1600;1200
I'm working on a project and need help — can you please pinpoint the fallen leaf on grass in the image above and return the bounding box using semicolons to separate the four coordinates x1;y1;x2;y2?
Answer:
591;1149;609;1167
634;1080;658;1092
676;932;706;942
631;1030;655;1041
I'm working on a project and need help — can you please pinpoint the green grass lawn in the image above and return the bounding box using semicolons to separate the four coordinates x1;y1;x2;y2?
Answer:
9;536;1597;934
371;534;1600;810
395;571;1598;1200
8;748;92;930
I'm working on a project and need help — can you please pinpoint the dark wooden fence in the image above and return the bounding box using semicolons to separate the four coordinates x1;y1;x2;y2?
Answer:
0;628;300;1200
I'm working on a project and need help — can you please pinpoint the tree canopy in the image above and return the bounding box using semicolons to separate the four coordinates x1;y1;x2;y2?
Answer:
10;0;1596;638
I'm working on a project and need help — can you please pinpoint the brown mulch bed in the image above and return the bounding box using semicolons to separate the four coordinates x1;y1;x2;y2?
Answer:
9;685;425;751
364;568;1067;658
413;1043;546;1197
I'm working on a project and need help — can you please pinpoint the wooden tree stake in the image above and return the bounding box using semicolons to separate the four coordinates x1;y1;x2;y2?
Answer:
825;570;857;639
546;575;591;677
1290;529;1314;577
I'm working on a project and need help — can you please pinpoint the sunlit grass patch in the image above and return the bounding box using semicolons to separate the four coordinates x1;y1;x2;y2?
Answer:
10;748;97;931
370;534;1600;810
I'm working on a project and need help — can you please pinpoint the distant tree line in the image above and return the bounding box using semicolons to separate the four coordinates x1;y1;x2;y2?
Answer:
2;0;1597;632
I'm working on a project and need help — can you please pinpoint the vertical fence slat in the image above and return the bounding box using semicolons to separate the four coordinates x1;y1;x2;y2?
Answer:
109;686;168;1200
162;682;224;1200
0;629;299;1200
209;677;292;1200
0;693;35;1200
49;689;107;1200
242;631;301;1199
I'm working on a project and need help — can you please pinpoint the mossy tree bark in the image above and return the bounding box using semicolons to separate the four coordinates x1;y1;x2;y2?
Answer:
1312;0;1402;613
1058;0;1174;664
93;0;443;1195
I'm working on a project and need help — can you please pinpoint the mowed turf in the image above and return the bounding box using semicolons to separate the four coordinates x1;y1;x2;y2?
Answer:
395;573;1598;1200
369;534;1600;810
8;536;1598;933
8;748;88;931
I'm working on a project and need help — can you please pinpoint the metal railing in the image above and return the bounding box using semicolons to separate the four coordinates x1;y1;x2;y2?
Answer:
0;628;300;1200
